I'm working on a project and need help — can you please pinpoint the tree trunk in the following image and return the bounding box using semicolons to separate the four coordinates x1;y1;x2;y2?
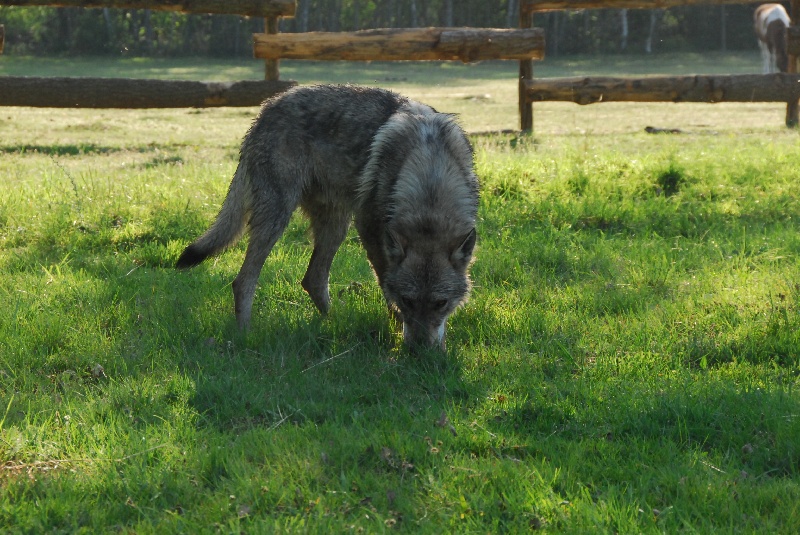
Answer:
57;8;73;50
329;0;342;32
298;0;309;32
645;9;662;53
620;9;628;50
181;12;192;54
102;8;114;47
506;0;518;28
234;16;241;56
551;12;560;56
444;0;453;26
143;9;154;53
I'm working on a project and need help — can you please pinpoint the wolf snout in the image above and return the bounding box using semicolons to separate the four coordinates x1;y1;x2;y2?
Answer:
402;320;447;352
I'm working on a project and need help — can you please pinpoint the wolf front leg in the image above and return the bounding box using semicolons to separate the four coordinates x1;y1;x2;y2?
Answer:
301;204;352;315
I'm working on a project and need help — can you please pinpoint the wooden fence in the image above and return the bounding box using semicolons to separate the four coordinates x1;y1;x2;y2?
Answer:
0;0;544;115
0;0;296;106
519;0;800;130
4;0;795;129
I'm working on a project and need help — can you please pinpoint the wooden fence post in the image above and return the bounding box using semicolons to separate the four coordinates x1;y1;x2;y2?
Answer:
264;16;280;81
787;0;800;127
519;2;534;132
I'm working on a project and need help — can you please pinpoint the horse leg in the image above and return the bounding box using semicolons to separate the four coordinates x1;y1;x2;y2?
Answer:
759;40;772;74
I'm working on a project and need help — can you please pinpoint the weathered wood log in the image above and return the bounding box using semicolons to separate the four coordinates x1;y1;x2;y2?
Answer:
0;77;296;108
525;74;800;105
523;0;758;14
254;28;545;62
0;0;296;17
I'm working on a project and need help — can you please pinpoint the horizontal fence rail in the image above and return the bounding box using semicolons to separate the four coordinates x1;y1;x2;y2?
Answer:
523;0;760;14
526;74;800;104
254;28;545;63
0;77;296;107
0;0;296;17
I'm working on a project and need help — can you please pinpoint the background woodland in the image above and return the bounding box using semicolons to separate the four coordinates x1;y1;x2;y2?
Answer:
0;1;766;57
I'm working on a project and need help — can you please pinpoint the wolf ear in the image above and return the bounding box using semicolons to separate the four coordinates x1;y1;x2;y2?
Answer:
385;230;408;263
450;228;476;268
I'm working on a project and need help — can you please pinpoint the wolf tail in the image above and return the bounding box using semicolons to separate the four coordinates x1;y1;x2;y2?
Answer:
175;164;250;269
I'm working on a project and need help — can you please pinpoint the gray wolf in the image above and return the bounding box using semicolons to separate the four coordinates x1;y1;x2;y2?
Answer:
176;85;479;350
755;3;790;74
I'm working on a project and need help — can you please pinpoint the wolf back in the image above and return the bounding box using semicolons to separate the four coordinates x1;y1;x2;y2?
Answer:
176;84;479;350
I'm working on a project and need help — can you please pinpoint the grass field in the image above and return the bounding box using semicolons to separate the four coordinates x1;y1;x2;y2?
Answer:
1;54;799;532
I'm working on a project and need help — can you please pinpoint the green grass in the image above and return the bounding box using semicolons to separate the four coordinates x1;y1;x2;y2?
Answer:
1;56;799;532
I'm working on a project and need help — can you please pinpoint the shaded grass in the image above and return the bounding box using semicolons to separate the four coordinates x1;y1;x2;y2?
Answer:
1;60;799;532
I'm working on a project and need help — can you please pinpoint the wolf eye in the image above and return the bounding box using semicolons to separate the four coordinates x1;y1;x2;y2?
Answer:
399;296;415;310
433;299;448;311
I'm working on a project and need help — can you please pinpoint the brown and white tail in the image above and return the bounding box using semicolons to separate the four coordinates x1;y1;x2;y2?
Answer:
175;165;250;269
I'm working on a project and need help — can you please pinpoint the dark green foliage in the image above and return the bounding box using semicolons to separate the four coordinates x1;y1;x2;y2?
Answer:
0;3;761;57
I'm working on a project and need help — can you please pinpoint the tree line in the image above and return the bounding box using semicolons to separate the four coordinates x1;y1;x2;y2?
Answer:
0;2;769;57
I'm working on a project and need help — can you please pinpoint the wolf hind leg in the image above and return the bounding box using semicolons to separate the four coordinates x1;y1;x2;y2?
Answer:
301;205;351;315
232;193;296;330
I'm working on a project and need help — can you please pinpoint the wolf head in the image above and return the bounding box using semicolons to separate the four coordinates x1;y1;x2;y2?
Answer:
357;103;479;351
381;223;477;351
